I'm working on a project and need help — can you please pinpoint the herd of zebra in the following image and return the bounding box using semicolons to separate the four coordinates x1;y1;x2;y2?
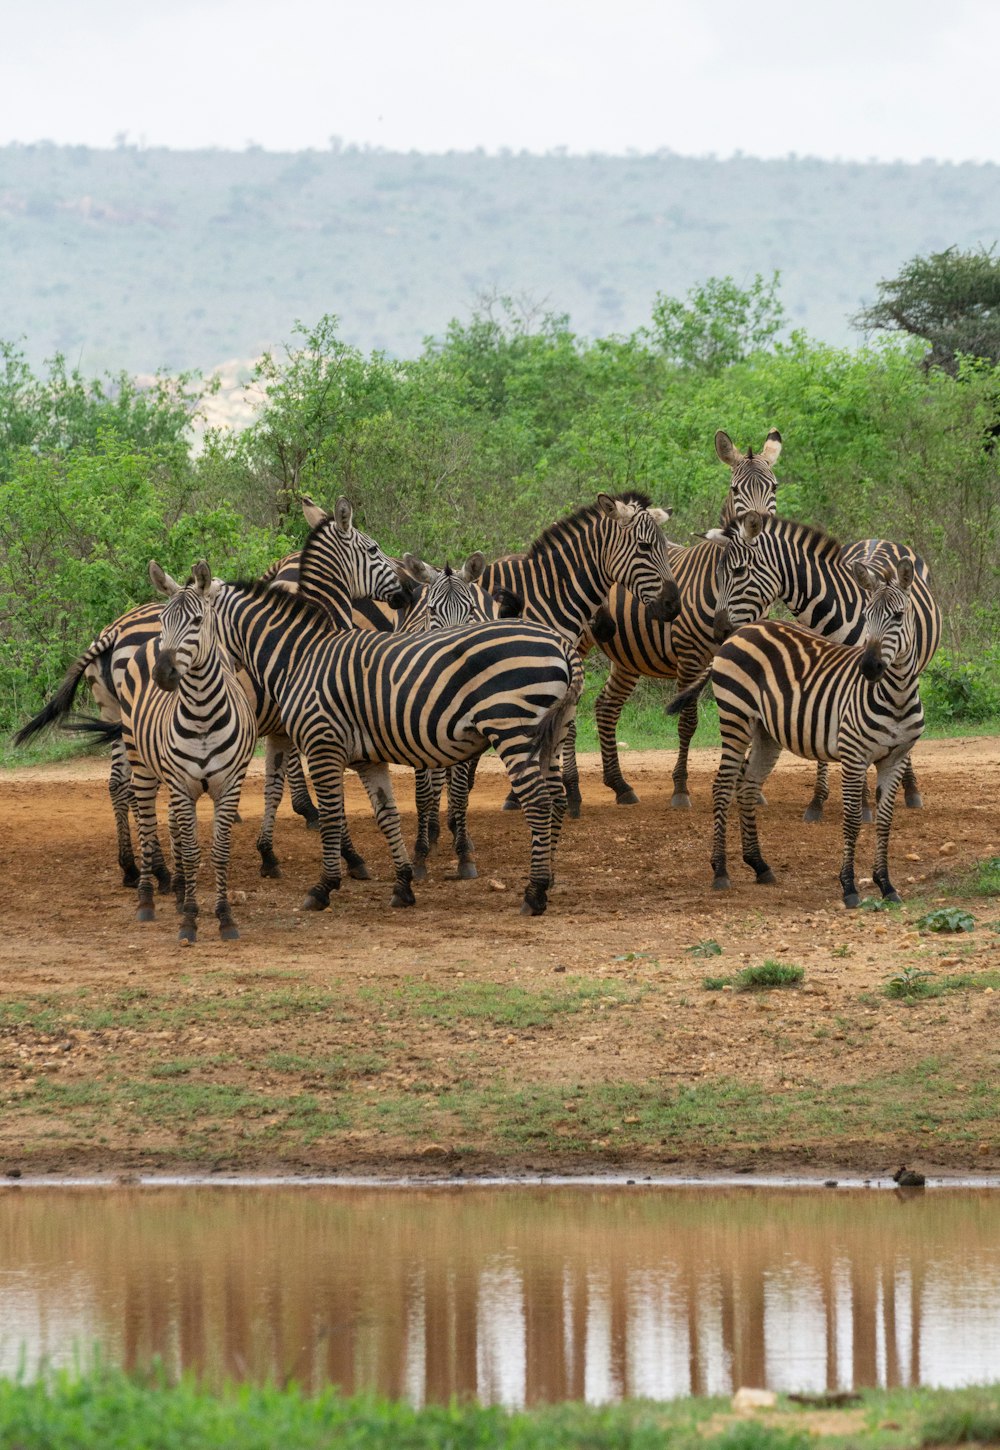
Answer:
15;428;940;940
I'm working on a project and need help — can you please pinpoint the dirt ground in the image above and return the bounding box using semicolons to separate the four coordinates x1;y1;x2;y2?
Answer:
0;738;998;1177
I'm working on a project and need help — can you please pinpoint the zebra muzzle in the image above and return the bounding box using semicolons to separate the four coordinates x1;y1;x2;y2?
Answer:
646;581;682;623
713;611;734;643
859;646;887;682
152;652;182;691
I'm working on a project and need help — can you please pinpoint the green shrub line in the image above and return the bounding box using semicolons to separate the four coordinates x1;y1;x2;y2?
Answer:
703;962;805;992
0;1369;997;1450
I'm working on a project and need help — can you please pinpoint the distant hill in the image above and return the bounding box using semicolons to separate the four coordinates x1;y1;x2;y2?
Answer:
1;144;997;378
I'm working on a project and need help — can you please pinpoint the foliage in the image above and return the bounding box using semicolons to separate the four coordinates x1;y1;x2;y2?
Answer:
647;272;785;372
854;245;1000;375
922;648;1000;724
885;967;937;1000
915;909;976;933
687;940;723;958
703;962;803;991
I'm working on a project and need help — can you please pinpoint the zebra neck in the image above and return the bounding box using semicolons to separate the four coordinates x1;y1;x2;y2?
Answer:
872;634;921;712
298;579;353;632
215;586;330;692
173;652;232;729
772;523;857;637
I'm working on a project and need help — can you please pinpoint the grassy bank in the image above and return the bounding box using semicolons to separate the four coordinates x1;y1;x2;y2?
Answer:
0;1372;997;1450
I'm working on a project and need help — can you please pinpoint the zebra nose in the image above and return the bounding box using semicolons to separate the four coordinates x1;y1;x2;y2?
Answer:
859;647;886;682
647;580;681;623
387;589;411;612
153;652;181;691
714;611;733;643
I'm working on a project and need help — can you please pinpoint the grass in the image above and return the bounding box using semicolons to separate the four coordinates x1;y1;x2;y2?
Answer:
0;1371;997;1450
703;962;804;992
359;976;646;1029
884;968;1000;1001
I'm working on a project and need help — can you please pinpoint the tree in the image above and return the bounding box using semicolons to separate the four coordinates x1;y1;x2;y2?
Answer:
645;272;785;373
853;246;1000;375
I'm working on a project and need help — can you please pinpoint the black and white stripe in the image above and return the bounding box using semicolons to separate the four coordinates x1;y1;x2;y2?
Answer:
669;560;924;908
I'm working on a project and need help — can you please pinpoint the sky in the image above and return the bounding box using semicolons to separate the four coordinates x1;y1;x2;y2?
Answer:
4;0;1000;163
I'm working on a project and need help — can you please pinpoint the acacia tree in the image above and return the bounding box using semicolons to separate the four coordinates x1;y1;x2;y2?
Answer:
854;246;1000;375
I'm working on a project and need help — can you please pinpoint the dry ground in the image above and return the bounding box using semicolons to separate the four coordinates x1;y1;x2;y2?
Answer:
0;738;997;1177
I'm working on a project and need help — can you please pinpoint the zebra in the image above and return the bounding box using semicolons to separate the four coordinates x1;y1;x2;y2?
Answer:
201;581;585;916
396;553;522;880
667;559;924;908
707;514;941;819
14;499;408;883
77;562;259;942
567;432;782;812
473;490;679;815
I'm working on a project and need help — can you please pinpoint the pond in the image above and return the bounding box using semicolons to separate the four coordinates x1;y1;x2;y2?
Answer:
1;1184;997;1406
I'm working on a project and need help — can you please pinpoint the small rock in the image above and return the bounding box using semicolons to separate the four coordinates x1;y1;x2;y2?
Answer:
938;956;961;968
938;841;957;856
231;890;247;903
553;963;566;973
418;1143;448;1158
487;879;507;892
733;1387;777;1411
905;852;921;862
6;1169;22;1180
824;1179;838;1188
978;1143;991;1155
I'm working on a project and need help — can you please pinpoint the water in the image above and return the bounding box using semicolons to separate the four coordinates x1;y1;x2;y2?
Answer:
1;1185;998;1405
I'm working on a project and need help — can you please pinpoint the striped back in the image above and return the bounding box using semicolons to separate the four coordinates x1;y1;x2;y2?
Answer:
709;516;940;671
482;491;679;645
715;429;781;535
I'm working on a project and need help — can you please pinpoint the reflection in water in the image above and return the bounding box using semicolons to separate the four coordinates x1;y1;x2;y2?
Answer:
0;1187;998;1405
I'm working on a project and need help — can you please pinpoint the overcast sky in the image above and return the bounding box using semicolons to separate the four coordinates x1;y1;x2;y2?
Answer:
4;0;1000;163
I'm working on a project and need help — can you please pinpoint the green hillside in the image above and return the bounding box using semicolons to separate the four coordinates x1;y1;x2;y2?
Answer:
2;144;998;374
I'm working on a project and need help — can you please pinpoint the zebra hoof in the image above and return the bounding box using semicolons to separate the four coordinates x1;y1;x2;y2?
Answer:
566;800;582;819
905;792;923;809
411;861;428;883
346;859;371;882
669;792;691;810
711;875;731;892
178;922;197;944
755;869;777;885
861;807;874;825
457;860;478;880
756;792;768;807
501;793;521;812
882;889;903;904
616;789;640;807
233;811;243;825
259;859;282;879
302;888;329;911
843;892;861;909
219;923;240;941
803;805;824;823
136;906;156;923
390;883;416;908
520;898;547;917
121;865;140;888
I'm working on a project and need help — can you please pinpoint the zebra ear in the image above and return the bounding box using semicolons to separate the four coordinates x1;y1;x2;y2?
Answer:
760;430;783;466
895;558;915;592
715;431;745;469
301;495;328;530
738;512;766;545
462;551;486;583
149;560;180;597
595;492;618;517
333;497;354;534
192;561;212;592
400;553;437;586
852;560;878;593
648;506;673;526
699;529;730;547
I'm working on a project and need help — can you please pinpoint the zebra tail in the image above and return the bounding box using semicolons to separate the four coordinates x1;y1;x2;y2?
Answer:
60;716;125;748
665;663;713;717
12;633;116;747
526;651;586;773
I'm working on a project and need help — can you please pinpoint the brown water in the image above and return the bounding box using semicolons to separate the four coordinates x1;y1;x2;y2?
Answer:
1;1186;998;1405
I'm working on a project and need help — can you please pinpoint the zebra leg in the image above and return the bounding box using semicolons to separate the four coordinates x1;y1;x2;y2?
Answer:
131;767;162;923
596;665;642;805
803;762;830;824
256;735;287;878
545;753;569;888
861;771;875;826
445;760;477;880
286;745;320;830
838;763;867;908
301;747;347;910
170;790;201;943
671;694;700;810
738;730;782;884
167;799;186;914
872;747;910;903
412;767;438;881
211;779;244;940
355;763;416;908
902;752;923;809
492;736;553;916
108;739;140;887
710;725;753;891
561;715;582;818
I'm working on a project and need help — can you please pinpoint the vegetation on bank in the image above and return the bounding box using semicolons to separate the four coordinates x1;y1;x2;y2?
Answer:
1;267;999;743
0;1370;997;1450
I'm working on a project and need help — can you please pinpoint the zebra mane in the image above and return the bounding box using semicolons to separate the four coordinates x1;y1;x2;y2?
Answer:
225;577;336;629
777;517;843;560
527;491;654;560
298;510;342;583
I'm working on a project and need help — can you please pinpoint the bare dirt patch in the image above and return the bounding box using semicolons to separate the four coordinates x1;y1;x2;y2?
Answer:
1;739;997;1177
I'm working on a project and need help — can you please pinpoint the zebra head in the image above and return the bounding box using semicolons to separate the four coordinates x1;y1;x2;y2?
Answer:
706;517;777;643
149;560;218;692
853;560;916;683
300;498;412;615
400;552;495;629
595;492;681;622
716;430;781;541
